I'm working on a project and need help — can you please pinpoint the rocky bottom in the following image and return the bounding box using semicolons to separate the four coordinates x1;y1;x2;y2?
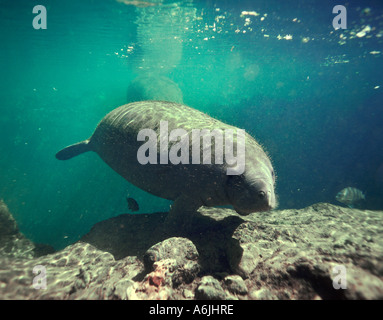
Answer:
0;200;382;300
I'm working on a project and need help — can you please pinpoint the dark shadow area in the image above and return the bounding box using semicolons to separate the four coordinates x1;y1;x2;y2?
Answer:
80;209;244;274
80;212;169;259
293;264;347;300
181;213;244;274
32;242;56;257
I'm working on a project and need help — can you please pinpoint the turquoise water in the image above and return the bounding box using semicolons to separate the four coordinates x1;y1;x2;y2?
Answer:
1;0;382;250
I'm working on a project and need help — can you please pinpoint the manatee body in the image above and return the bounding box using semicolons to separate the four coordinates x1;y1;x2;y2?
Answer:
56;101;276;219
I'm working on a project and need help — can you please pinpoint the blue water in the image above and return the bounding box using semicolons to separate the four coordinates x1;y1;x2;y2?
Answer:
0;0;382;250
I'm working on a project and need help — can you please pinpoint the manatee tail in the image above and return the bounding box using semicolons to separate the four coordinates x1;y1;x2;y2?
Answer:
56;140;91;160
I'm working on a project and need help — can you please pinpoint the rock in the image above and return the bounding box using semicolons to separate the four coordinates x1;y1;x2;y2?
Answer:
195;276;226;300
224;275;248;295
143;237;199;271
127;259;176;300
1;202;383;299
249;288;276;300
227;203;383;299
183;288;194;299
0;200;18;236
143;237;200;287
0;241;143;299
0;200;40;259
228;242;262;278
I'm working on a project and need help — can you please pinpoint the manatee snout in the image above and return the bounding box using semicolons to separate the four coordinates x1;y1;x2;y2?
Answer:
253;179;276;211
239;183;275;215
227;175;276;215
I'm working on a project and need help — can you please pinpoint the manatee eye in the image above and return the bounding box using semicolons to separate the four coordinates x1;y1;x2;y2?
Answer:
258;191;266;199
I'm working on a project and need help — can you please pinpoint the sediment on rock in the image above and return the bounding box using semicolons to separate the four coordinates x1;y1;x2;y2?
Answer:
1;201;382;300
0;200;54;259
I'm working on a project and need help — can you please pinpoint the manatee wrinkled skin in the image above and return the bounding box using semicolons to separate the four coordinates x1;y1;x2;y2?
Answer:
56;101;276;223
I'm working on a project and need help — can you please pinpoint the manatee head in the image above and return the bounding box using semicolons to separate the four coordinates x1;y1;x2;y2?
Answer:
225;156;276;215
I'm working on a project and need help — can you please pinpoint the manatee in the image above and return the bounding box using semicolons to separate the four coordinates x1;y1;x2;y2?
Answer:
56;101;276;225
127;75;183;104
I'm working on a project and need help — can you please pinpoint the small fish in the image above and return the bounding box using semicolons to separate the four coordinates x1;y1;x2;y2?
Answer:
126;197;139;212
335;187;366;208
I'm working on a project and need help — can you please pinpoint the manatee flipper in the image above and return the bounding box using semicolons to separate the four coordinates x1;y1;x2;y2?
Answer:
56;140;91;160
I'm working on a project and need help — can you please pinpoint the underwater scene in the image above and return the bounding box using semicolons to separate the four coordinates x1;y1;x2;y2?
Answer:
0;0;383;300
